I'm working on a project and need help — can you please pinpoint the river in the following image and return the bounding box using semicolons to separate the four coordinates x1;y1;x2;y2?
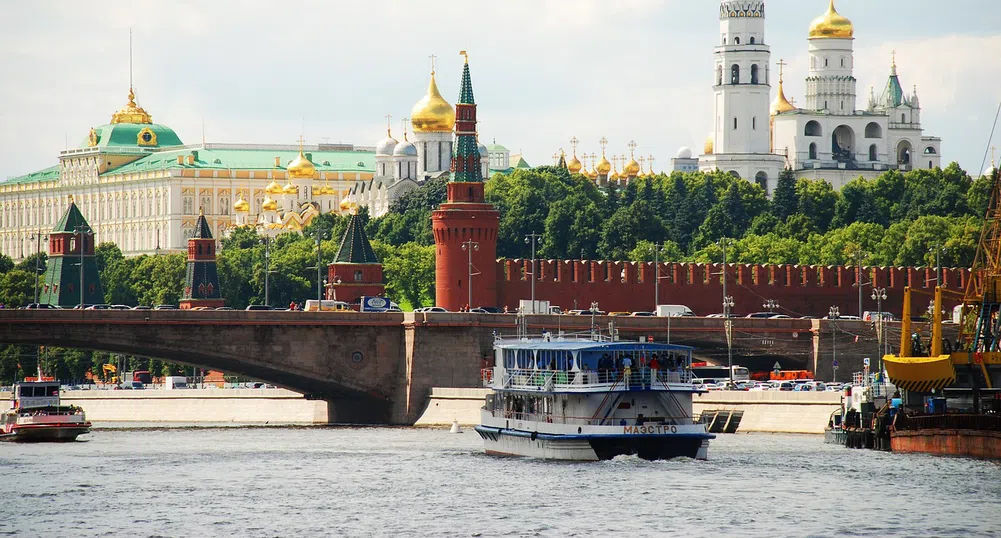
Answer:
1;426;999;537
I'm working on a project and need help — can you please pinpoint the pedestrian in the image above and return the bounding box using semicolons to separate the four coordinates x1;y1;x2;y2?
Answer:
288;301;295;311
649;354;660;383
503;305;509;314
622;354;633;388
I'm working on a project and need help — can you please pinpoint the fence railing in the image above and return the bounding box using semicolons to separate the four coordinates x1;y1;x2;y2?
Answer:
482;367;690;390
894;413;1001;432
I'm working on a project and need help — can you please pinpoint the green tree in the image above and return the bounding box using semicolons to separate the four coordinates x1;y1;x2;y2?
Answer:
375;241;435;308
542;193;602;259
628;240;683;262
771;168;799;220
692;183;749;249
796;178;839;232
598;199;666;260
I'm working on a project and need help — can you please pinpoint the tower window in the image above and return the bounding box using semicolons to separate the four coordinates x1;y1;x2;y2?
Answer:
716;65;722;86
753;117;757;130
723;37;727;45
824;58;829;67
809;143;818;160
751;64;759;84
749;37;755;44
841;58;845;67
733;117;738;130
902;113;906;123
734;37;740;45
731;64;740;84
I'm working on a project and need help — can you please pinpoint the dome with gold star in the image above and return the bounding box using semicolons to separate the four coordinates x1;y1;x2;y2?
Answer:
809;0;853;39
411;72;455;133
286;150;316;179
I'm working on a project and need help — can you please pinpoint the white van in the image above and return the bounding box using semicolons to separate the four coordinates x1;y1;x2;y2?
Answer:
163;376;188;390
304;300;351;312
656;305;695;317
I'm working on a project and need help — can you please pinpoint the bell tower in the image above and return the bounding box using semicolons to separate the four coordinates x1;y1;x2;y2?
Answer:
713;1;771;155
432;52;500;310
179;210;224;309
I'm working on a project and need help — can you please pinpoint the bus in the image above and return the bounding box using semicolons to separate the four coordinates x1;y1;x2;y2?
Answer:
691;365;750;384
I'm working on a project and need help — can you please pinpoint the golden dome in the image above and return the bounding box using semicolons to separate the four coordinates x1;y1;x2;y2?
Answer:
809;0;853;39
624;158;641;177
771;82;796;116
586;167;598;181
704;136;714;155
320;183;336;196
265;180;284;195
410;72;455;133
233;196;250;213
262;197;279;212
596;155;611;175
111;87;153;124
282;181;298;195
286;150;316;179
567;153;583;174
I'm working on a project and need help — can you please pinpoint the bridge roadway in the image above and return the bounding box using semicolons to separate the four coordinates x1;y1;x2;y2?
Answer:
0;310;900;424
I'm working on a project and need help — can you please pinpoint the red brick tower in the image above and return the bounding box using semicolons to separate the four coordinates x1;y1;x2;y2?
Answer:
432;52;499;310
328;212;385;304
179;210;224;309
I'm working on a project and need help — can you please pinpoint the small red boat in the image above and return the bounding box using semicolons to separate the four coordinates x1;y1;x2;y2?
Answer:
2;378;91;442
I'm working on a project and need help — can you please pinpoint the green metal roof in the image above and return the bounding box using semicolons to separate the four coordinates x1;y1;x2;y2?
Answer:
52;201;90;233
82;123;184;149
334;214;379;264
881;74;905;108
486;143;508;152
512;156;531;169
103;146;376;176
192;213;213;239
5;165;60;185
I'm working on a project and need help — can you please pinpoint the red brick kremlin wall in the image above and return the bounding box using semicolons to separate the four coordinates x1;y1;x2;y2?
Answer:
494;260;970;318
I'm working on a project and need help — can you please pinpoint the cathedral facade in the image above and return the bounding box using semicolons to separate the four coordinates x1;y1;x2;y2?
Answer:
700;0;942;193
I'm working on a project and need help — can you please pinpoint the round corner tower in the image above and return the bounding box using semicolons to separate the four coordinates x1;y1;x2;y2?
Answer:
432;54;499;311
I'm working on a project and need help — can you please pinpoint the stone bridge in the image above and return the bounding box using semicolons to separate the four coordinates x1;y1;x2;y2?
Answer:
0;311;925;423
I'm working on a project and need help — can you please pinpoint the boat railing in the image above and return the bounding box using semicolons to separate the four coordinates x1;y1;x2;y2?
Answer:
893;413;1001;432
488;409;693;427
484;367;691;390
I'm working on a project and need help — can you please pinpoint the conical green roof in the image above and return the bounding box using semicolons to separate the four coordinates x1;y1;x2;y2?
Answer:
52;200;90;233
458;60;475;105
334;214;379;264
192;212;213;239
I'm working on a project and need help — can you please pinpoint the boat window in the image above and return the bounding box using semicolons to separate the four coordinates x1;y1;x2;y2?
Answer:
47;385;59;396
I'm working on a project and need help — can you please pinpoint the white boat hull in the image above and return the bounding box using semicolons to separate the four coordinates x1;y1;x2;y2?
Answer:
476;424;711;461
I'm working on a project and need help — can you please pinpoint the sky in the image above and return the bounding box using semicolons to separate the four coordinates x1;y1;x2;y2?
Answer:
1;0;999;180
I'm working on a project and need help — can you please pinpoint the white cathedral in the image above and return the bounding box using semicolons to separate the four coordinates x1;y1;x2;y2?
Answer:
700;0;942;193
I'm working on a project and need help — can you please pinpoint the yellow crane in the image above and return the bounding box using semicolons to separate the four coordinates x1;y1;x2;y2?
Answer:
885;168;1000;398
102;363;119;385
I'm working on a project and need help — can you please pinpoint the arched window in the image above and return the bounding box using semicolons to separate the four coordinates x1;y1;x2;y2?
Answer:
734;37;740;44
749;37;755;44
929;161;933;169
731;64;740;84
809;143;818;160
751;64;759;84
727;170;741;179
865;122;882;138
754;171;768;190
869;144;878;161
805;121;822;137
840;100;844;110
841;58;845;67
733;117;738;130
716;65;722;86
723;37;727;45
811;56;816;69
902;113;906;123
752;117;757;130
924;146;937;155
354;270;363;282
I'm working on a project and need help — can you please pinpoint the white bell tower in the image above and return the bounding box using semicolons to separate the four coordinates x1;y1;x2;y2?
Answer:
712;1;772;155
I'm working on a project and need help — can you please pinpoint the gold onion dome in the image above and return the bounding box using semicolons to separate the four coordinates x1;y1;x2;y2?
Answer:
320;183;336;195
596;155;612;175
587;167;598;181
286;150;316;179
262;197;279;212
233;196;250;213
265;179;284;195
771;80;796;115
624;158;641;176
282;180;298;195
111;87;153;124
410;72;455;133
567;153;583;174
809;0;854;39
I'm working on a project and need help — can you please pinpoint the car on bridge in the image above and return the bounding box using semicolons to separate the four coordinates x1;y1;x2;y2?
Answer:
414;307;449;313
245;305;275;311
154;305;178;310
23;303;61;309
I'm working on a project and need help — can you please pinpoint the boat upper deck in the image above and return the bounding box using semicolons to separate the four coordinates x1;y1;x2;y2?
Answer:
486;337;698;393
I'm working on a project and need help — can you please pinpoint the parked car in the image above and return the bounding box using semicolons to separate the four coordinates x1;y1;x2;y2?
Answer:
414;306;449;313
608;312;632;316
469;307;489;314
630;311;655;317
745;312;775;318
566;309;606;316
215;306;235;311
24;303;59;309
132;305;151;310
154;304;178;310
85;304;112;310
245;305;275;311
110;304;131;310
770;314;792;319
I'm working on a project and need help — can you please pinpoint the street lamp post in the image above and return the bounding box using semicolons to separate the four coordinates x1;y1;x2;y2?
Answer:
590;301;599;336
763;299;779;314
314;232;323;309
28;231;48;304
930;245;947;289
872;287;888;373
74;225;92;308
829;306;840;382
524;233;542;313
853;247;864;318
723;295;735;388
461;240;479;311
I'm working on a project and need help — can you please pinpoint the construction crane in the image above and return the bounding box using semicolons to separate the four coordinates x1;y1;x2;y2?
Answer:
102;363;119;385
886;168;1001;408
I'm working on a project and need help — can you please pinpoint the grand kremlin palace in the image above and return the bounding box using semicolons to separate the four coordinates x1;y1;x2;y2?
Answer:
1;67;511;262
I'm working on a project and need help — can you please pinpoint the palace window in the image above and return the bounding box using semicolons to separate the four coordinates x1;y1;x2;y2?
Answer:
183;196;194;215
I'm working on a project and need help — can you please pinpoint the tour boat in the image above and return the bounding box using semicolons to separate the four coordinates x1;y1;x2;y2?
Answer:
1;378;91;442
475;334;714;461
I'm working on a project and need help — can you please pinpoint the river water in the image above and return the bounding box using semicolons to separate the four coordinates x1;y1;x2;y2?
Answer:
1;426;999;537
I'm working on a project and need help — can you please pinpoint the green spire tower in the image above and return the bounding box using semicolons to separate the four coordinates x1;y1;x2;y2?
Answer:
450;52;482;183
179;210;224;309
38;197;104;307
